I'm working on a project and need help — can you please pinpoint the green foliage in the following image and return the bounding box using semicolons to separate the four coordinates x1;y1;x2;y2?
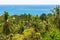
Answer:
3;11;10;35
43;29;60;40
18;25;24;34
40;13;47;21
23;28;35;39
0;6;60;40
4;11;9;21
12;34;25;40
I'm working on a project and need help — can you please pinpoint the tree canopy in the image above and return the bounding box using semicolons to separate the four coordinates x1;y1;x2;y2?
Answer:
0;6;60;40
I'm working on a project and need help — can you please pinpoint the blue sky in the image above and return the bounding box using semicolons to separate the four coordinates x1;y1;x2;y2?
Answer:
0;5;56;16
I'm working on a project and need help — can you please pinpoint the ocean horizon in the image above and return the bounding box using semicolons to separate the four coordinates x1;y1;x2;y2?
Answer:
0;5;56;16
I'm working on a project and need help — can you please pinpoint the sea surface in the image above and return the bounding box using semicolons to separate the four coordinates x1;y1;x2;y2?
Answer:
0;5;56;16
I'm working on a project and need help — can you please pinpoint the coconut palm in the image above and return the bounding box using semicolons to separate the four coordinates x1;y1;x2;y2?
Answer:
3;11;10;35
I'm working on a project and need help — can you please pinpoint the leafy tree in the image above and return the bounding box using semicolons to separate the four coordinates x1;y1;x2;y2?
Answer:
40;13;47;21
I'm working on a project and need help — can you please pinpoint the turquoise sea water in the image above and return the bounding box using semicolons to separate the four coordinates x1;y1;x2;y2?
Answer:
0;5;56;16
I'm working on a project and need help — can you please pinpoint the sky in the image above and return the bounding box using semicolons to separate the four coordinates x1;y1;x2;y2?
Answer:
0;5;56;16
0;0;59;5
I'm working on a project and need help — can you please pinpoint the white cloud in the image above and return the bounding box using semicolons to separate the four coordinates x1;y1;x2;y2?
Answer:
0;0;59;5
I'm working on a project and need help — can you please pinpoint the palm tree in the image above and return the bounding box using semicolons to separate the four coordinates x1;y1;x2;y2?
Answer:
3;11;10;35
54;6;60;30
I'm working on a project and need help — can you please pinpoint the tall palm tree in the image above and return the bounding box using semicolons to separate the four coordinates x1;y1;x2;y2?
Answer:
3;11;10;35
54;6;60;30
